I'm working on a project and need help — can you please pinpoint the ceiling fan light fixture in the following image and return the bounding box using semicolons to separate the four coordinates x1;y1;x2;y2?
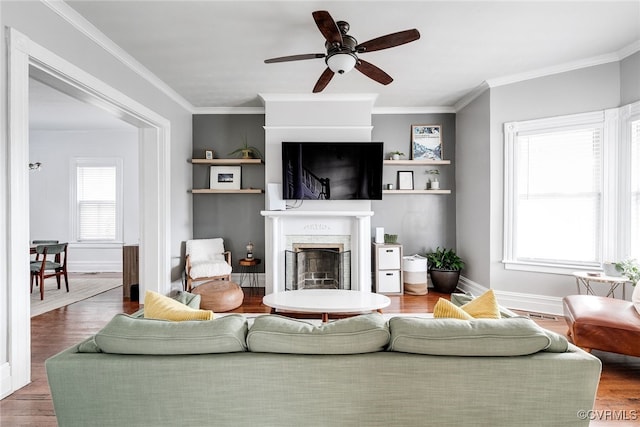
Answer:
326;52;357;74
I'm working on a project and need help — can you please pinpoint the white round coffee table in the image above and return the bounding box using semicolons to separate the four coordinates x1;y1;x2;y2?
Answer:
263;289;391;322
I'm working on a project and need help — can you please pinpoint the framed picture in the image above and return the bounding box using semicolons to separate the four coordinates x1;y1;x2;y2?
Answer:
205;150;214;160
210;166;241;190
411;124;442;160
397;171;414;190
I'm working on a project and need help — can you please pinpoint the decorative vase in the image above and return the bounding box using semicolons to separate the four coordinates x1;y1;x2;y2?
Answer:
429;269;461;293
430;179;440;190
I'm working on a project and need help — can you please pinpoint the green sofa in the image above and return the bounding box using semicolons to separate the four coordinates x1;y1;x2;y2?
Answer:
46;302;601;427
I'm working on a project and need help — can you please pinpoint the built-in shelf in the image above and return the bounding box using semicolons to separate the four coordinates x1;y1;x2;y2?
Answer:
383;189;451;195
190;158;264;165
191;188;264;194
383;159;450;166
190;158;264;194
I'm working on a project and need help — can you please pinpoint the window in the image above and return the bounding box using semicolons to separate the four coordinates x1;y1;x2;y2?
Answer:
630;118;640;260
73;158;123;242
505;102;640;273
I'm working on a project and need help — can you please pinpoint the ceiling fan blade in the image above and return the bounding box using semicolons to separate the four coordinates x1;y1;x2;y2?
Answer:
355;59;393;85
356;29;420;53
312;68;335;93
312;10;343;45
264;53;326;64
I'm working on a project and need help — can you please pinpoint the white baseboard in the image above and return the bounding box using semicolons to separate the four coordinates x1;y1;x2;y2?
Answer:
1;362;12;399
458;276;564;316
68;261;122;273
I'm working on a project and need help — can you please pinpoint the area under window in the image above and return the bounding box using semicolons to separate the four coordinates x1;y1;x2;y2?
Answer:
73;158;123;242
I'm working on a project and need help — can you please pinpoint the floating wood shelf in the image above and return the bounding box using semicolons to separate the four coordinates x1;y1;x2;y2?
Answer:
190;158;264;165
383;159;451;166
383;189;451;195
190;189;264;194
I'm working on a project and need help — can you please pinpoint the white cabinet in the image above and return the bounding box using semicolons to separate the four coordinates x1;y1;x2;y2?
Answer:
372;243;403;295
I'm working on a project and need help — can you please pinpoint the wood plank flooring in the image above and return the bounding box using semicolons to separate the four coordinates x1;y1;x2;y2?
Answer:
2;285;638;426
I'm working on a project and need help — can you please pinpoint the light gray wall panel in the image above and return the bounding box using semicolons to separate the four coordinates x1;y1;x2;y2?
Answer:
621;51;640;105
455;90;491;287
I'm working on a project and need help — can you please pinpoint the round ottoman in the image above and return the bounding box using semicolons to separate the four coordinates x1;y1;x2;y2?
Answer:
191;280;244;312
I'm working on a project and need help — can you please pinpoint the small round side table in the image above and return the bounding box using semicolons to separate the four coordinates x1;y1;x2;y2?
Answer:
239;258;261;288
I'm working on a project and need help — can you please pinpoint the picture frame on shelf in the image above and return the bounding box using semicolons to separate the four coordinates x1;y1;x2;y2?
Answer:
397;171;414;190
411;124;442;161
210;166;241;190
205;150;214;160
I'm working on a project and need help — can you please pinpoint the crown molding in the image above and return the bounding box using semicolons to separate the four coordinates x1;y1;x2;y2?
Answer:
41;0;194;113
618;39;640;60
194;107;265;115
372;106;456;115
454;81;490;112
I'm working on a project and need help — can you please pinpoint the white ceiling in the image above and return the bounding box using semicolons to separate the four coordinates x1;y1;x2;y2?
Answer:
30;1;640;130
61;0;639;110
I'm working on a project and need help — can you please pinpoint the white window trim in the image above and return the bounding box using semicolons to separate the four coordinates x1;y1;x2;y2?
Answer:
70;157;124;244
619;102;640;259
503;109;617;275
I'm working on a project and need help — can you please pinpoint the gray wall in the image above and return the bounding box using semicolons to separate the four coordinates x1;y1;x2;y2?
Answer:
455;90;491;287
371;114;457;256
192;113;459;264
621;51;640;105
192;115;266;271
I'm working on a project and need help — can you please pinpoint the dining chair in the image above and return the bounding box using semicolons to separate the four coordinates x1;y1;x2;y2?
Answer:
30;243;69;300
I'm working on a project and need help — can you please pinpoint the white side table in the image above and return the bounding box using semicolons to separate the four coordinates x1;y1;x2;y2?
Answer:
572;272;629;299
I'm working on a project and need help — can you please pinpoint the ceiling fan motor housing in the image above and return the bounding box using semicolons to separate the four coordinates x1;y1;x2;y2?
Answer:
325;34;358;74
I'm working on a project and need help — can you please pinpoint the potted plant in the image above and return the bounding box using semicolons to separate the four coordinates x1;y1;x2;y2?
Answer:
426;169;440;190
229;137;263;160
390;151;405;160
614;259;640;312
425;247;465;293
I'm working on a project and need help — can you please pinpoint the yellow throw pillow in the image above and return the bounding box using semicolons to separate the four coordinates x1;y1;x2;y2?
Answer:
433;298;474;320
144;290;214;321
460;289;501;319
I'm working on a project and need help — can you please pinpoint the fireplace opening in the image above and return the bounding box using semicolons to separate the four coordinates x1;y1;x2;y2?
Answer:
285;244;351;291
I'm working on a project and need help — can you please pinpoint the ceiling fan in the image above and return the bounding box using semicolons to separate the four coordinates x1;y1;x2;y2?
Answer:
264;10;420;93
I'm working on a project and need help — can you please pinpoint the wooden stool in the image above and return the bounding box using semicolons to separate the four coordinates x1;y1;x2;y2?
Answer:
563;294;640;356
191;280;244;312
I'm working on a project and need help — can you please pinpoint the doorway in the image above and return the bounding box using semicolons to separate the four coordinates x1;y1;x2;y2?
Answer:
5;28;171;396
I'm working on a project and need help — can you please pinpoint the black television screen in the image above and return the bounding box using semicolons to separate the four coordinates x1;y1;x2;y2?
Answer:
282;142;384;200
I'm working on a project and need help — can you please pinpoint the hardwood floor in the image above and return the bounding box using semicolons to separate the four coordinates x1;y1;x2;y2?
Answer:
2;286;638;426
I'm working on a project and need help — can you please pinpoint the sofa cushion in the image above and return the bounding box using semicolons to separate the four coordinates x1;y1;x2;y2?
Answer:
247;313;390;354
91;313;247;354
144;290;214;321
388;316;553;356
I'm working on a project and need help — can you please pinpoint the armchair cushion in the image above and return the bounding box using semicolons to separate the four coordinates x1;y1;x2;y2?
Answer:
189;261;232;280
186;238;227;263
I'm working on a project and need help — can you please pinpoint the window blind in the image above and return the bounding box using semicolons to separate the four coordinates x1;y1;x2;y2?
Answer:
77;166;117;241
515;127;602;265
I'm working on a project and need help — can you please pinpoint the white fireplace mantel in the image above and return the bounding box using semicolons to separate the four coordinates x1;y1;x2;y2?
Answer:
261;210;373;294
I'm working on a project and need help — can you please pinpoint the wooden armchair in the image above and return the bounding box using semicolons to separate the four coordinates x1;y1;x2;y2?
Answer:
185;238;232;291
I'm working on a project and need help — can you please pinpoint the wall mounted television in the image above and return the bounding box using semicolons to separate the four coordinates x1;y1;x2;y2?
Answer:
282;141;384;200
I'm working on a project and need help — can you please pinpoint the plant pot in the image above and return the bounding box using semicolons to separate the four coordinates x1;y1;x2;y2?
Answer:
392;154;400;160
429;269;461;293
241;149;252;159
